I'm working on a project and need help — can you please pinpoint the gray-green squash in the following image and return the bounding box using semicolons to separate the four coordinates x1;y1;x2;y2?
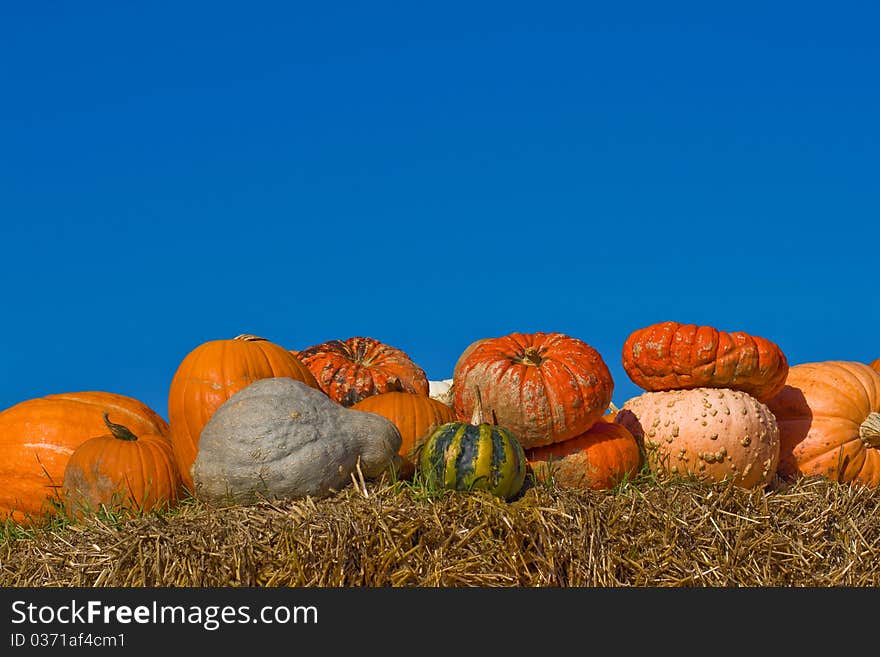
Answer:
191;377;403;504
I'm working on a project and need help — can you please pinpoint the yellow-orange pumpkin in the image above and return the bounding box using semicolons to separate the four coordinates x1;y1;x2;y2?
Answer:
168;334;321;492
0;391;170;524
350;391;456;478
764;361;880;486
527;420;642;490
63;413;180;517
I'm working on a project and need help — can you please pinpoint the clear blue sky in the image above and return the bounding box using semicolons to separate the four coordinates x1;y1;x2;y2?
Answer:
2;2;878;422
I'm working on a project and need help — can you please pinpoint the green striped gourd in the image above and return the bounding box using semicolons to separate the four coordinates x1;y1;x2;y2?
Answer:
417;388;527;500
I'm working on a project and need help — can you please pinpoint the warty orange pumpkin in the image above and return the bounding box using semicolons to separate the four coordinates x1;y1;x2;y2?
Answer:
621;321;788;402
615;387;780;489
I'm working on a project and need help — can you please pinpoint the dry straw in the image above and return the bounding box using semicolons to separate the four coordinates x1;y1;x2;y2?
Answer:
2;473;879;587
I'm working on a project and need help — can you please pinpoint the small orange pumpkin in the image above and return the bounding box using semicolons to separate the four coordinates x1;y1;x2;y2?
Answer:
764;361;880;486
351;391;456;478
870;358;880;373
63;413;181;517
168;334;321;492
526;420;642;490
296;336;429;407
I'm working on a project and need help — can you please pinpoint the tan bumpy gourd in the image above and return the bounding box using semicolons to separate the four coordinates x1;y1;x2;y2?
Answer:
615;387;780;488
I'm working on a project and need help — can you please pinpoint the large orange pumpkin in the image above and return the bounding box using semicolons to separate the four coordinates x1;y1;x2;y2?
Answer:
0;391;170;524
296;336;429;407
452;332;614;450
526;419;642;490
764;361;880;486
350;391;456;478
168;334;321;492
63;413;180;517
615;387;780;489
621;321;788;402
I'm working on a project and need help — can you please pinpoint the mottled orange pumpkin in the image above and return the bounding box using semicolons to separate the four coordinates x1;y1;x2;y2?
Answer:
0;391;170;524
168;334;321;492
452;332;614;449
296;336;429;407
351;391;456;478
527;420;641;490
63;413;180;517
622;321;788;402
615;387;780;489
452;338;489;380
764;361;880;486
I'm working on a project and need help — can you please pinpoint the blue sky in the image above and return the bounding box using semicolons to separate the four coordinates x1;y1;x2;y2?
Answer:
2;2;878;422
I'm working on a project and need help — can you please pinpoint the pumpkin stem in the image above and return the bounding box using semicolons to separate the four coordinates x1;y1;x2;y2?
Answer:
470;387;485;426
520;347;544;367
103;412;138;442
233;334;267;342
860;412;880;447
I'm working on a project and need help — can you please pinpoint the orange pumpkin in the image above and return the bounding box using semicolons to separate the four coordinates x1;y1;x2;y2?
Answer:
764;361;880;486
296;336;429;407
870;358;880;373
621;321;788;402
527;420;642;490
615;387;780;489
604;402;619;422
63;413;180;517
0;391;170;524
168;334;321;492
452;332;614;449
350;391;456;478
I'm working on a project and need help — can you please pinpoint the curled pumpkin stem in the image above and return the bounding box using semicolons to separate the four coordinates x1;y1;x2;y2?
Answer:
860;412;880;447
519;347;544;367
102;412;139;442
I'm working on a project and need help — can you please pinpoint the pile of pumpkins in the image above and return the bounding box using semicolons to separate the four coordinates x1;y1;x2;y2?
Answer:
1;322;879;526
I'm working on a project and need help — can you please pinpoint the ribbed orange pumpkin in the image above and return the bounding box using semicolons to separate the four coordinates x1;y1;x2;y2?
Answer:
764;361;880;486
871;358;880;373
452;332;614;450
296;336;429;407
621;321;788;402
0;391;170;524
350;391;456;478
63;413;180;517
615;387;780;489
168;334;321;492
527;420;642;490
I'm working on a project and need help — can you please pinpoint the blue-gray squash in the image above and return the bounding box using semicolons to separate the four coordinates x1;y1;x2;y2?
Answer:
191;377;402;504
